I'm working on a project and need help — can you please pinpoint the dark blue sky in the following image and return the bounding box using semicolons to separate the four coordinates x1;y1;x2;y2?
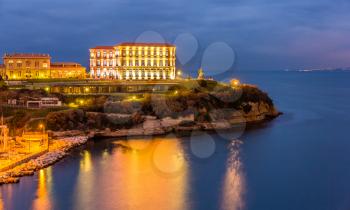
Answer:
1;0;350;74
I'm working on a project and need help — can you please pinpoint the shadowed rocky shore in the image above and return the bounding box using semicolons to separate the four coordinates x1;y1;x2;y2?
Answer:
45;82;281;138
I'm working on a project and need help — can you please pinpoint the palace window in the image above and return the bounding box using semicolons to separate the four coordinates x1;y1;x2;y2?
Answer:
103;51;107;58
109;52;113;58
26;61;31;67
97;61;101;66
103;60;107;66
17;62;22;68
35;61;39;68
97;52;101;58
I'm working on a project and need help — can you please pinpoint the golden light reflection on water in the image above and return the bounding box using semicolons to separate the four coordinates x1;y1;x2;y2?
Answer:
220;140;245;210
32;168;53;210
73;150;95;210
73;137;189;210
0;191;4;210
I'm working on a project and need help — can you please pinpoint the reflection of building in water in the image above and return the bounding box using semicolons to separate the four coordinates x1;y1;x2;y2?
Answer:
73;138;189;210
0;191;4;210
220;140;245;210
32;168;53;210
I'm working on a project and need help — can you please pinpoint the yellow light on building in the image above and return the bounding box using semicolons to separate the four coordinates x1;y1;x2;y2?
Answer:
68;103;78;108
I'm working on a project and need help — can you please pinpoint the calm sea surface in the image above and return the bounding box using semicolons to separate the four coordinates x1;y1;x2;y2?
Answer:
1;71;350;210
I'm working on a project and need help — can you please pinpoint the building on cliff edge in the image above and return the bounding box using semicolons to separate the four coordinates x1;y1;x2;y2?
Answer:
89;42;176;80
0;53;86;80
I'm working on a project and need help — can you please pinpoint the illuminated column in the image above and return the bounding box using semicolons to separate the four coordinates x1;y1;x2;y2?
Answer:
113;70;117;79
126;70;129;80
90;70;94;78
162;71;166;80
156;71;160;79
151;71;154;80
138;70;142;80
144;70;148;80
132;70;136;80
172;67;176;79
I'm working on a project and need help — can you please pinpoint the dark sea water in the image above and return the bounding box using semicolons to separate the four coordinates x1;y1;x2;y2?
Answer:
1;71;350;210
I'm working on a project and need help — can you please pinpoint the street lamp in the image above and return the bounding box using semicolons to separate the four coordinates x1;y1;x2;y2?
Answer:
176;69;182;80
39;123;44;132
230;79;240;88
38;123;48;151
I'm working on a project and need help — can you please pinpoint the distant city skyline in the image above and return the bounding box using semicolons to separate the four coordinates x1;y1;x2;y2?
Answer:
1;0;350;75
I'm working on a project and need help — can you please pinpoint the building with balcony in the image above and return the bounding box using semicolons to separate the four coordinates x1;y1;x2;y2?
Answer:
89;42;176;80
0;53;86;80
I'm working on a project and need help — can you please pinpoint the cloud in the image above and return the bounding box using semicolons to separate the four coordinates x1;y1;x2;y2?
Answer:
0;0;349;70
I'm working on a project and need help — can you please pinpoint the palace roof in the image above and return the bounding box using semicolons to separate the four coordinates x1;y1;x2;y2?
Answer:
90;46;115;50
117;42;175;47
51;62;83;67
3;53;51;58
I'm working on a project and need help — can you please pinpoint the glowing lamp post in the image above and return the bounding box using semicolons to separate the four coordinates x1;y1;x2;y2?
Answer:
38;123;49;151
39;123;44;133
230;79;240;88
176;70;182;79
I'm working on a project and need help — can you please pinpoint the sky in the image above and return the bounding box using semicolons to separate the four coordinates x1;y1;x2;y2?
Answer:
0;0;350;75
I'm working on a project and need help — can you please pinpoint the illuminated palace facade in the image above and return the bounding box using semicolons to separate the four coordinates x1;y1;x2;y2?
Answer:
0;53;86;80
89;43;176;80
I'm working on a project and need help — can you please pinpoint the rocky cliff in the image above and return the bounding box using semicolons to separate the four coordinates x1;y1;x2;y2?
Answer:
46;84;281;138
